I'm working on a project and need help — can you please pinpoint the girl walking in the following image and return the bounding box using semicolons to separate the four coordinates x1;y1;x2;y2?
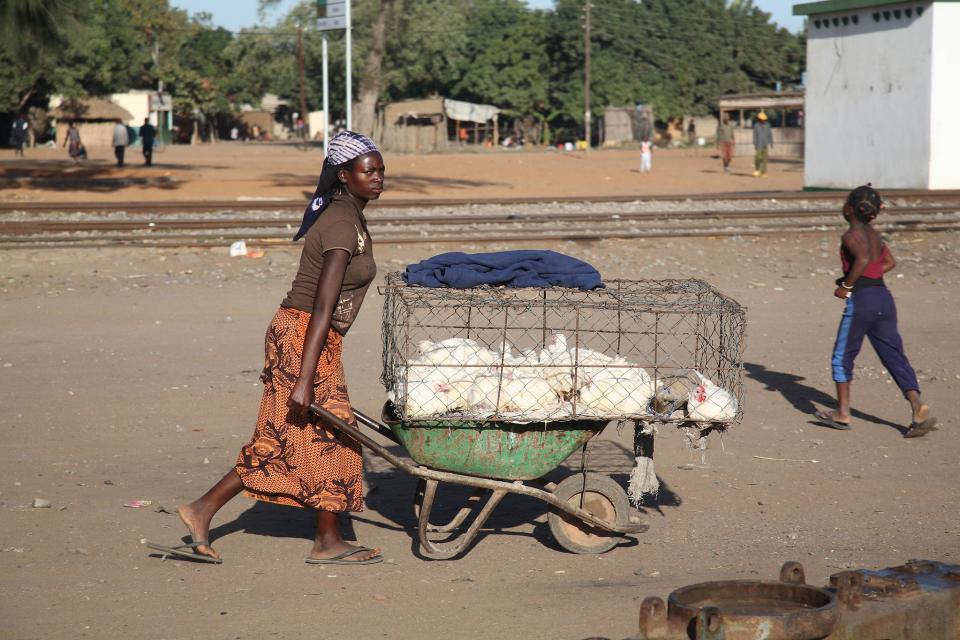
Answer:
815;185;936;438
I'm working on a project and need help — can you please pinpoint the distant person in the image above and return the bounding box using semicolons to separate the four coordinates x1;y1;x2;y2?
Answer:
139;118;156;166
815;185;936;438
252;124;261;140
9;113;28;157
112;121;129;167
686;119;696;145
64;122;85;163
717;113;735;173
752;111;772;177
230;126;239;141
639;137;652;173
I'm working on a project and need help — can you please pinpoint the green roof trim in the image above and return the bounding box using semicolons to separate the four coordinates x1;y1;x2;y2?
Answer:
794;0;956;16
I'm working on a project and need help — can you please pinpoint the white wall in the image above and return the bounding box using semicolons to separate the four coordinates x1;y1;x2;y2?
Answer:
804;2;933;189
109;92;151;127
928;3;960;188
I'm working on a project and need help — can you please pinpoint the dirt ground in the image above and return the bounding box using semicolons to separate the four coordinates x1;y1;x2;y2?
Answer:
1;149;958;640
0;142;803;203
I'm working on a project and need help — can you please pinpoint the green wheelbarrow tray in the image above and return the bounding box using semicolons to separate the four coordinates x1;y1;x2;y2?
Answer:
380;401;608;481
310;402;649;559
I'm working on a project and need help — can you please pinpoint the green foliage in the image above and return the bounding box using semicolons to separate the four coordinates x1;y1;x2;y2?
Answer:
453;0;550;117
1;0;805;143
382;0;470;100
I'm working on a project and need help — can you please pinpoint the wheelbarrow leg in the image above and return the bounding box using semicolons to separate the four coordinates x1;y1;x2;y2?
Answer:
417;478;507;560
414;478;487;533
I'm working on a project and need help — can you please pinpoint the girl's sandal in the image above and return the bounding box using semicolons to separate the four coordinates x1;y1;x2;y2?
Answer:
814;409;852;431
904;417;937;438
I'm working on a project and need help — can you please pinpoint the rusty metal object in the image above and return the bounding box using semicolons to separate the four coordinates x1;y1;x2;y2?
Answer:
625;560;960;640
666;578;838;640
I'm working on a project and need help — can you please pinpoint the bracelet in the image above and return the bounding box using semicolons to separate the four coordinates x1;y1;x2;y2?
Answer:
840;281;854;290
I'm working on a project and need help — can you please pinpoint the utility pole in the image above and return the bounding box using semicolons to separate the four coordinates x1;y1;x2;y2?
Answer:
297;25;308;135
322;33;330;156
345;0;352;130
583;0;591;156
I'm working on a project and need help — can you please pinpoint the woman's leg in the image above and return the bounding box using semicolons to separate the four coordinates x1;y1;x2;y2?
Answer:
177;470;244;560
309;510;380;561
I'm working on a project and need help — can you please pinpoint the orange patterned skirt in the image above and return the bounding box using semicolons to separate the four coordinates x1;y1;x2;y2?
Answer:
235;307;363;511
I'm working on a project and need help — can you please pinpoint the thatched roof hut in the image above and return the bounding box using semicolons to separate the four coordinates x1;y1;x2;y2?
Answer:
52;97;134;123
52;97;136;149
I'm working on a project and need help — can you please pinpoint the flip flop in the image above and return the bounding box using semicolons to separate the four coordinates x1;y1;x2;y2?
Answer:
905;416;938;438
814;410;852;431
304;547;383;565
145;540;222;564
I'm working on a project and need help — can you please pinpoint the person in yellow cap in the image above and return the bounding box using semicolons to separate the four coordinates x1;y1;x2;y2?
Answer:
752;111;773;177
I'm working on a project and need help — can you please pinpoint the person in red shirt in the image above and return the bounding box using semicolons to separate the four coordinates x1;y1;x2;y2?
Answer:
815;185;936;438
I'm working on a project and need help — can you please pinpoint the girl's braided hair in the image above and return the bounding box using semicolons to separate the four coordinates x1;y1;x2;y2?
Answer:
846;183;882;223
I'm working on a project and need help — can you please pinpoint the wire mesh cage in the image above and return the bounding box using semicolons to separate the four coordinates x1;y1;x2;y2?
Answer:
380;273;746;425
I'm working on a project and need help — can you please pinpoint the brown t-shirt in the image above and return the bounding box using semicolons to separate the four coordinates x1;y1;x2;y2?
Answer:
281;193;376;335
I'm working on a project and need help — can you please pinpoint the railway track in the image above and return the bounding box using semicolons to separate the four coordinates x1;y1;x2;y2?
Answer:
3;189;960;214
2;193;959;249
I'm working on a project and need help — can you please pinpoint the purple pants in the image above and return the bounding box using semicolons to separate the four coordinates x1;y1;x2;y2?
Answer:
831;286;919;393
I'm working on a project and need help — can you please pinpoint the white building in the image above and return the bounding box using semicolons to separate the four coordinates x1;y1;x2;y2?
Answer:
794;0;960;189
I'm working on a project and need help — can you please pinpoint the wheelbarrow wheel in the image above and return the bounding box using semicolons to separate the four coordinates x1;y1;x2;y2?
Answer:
548;474;628;554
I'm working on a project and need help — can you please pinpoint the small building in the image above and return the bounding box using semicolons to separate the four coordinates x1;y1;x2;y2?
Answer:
717;91;805;158
108;90;172;128
50;97;134;149
603;105;654;146
236;93;291;141
793;0;960;189
376;98;501;153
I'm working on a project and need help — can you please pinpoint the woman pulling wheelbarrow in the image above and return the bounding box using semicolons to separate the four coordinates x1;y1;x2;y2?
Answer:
148;131;384;565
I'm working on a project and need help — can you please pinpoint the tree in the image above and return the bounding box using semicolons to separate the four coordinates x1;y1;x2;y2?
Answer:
454;0;549;117
353;0;394;136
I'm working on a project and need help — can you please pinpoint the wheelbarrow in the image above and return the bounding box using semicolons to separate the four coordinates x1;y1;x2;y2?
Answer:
310;401;649;559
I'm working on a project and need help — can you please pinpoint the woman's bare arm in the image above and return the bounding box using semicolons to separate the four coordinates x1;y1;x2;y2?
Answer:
882;244;896;273
288;249;350;413
835;231;869;298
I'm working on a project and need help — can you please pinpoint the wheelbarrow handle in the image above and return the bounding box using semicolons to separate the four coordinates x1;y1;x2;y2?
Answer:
311;403;410;469
353;408;402;445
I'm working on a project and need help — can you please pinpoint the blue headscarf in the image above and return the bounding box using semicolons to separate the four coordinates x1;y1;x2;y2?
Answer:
293;131;379;241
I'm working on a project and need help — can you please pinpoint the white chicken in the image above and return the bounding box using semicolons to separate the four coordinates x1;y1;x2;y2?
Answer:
417;337;499;367
538;333;575;397
686;371;738;422
577;375;656;416
401;360;477;418
498;374;559;414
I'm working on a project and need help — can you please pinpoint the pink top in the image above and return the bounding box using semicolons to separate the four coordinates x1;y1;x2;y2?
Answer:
841;242;888;279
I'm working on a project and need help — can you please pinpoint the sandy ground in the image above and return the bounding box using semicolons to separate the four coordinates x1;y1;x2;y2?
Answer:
0;150;957;640
0;143;803;203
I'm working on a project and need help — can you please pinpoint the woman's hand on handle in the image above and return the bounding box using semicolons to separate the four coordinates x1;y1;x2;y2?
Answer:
288;377;317;414
287;248;350;415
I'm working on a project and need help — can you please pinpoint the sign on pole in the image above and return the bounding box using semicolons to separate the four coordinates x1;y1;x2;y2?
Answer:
316;1;346;17
316;15;346;31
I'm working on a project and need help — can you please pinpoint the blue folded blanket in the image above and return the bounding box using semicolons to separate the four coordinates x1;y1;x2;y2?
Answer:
403;250;603;290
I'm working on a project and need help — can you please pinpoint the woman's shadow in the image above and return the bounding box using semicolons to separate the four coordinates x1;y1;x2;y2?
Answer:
744;362;907;435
